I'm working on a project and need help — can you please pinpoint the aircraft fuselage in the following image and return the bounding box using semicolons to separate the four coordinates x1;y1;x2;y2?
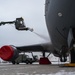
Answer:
45;0;75;51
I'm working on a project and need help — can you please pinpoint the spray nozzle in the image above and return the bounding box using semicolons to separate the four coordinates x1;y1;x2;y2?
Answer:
28;28;34;32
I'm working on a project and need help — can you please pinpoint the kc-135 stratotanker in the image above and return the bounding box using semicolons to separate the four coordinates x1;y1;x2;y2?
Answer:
0;0;75;65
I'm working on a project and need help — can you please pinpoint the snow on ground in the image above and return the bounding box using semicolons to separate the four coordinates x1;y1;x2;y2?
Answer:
49;70;75;75
16;71;75;75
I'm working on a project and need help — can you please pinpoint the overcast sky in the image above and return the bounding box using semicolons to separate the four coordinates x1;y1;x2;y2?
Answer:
0;0;50;47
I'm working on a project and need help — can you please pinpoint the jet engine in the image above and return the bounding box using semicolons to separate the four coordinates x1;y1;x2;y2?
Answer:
0;45;19;62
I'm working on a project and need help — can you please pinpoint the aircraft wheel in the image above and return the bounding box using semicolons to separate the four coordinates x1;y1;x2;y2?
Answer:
70;40;75;63
60;56;67;62
26;61;29;64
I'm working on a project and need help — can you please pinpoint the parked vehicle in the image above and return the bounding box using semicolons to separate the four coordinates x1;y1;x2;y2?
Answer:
12;53;38;64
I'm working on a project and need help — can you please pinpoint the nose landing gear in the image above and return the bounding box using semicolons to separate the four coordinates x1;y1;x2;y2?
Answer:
63;28;75;67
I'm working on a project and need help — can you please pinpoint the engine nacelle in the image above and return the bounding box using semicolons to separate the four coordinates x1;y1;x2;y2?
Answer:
0;45;19;61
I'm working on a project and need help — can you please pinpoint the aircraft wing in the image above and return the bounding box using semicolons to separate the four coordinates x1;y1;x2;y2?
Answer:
0;43;53;61
16;43;51;52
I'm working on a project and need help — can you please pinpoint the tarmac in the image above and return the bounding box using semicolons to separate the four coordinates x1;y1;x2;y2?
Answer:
0;63;75;75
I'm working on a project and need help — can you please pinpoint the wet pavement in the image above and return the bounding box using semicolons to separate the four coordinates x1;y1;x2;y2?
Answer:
0;63;75;75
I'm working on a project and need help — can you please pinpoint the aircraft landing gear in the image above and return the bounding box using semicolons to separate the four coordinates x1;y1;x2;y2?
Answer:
69;28;75;63
63;28;75;67
63;43;75;67
68;28;75;66
59;46;68;62
70;47;75;63
39;52;51;64
60;56;67;62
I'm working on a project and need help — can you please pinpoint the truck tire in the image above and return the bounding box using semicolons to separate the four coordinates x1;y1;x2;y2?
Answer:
12;61;15;64
16;62;19;64
26;61;29;64
30;62;32;64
